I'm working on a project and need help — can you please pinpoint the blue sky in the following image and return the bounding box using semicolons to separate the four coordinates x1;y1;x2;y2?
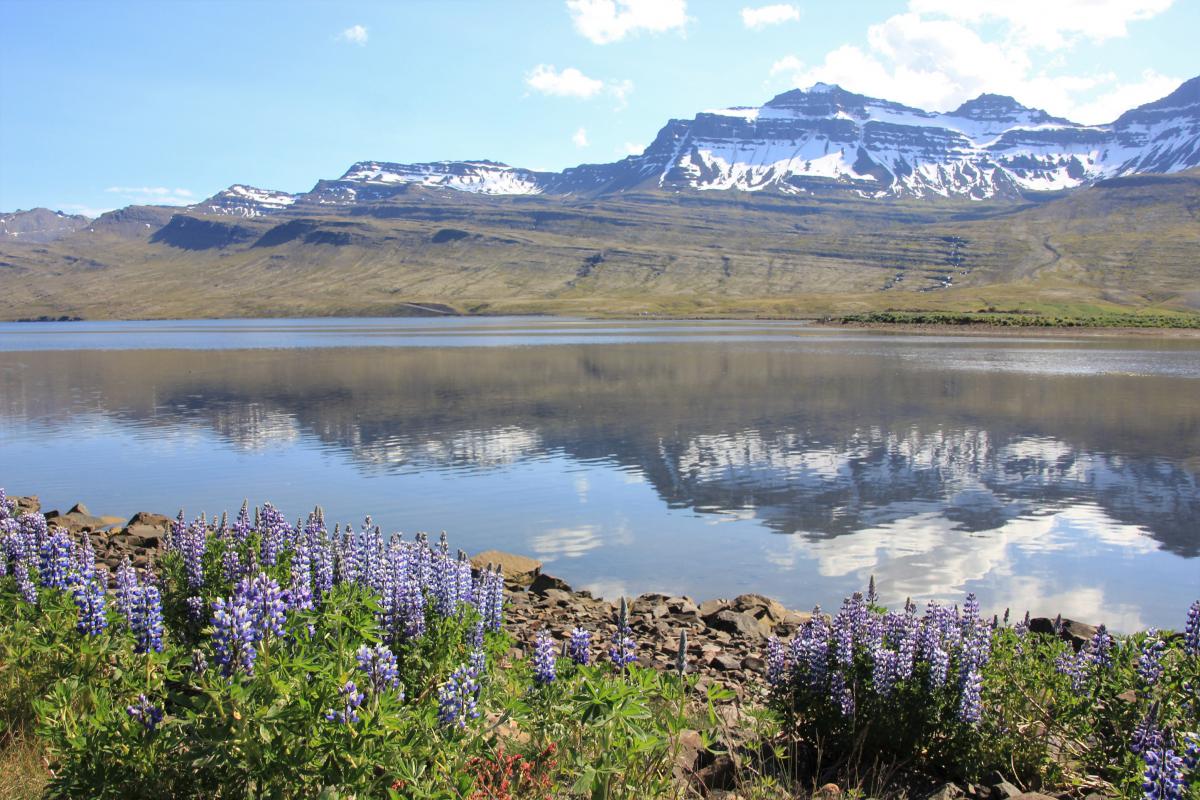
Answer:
2;0;1196;216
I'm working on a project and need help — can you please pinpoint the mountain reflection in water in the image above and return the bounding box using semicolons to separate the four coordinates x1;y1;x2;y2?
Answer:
1;324;1197;629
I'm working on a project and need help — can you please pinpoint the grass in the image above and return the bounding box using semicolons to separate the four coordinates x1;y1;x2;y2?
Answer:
0;732;49;800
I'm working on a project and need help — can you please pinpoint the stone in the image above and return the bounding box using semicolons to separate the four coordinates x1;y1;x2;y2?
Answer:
706;609;769;640
68;502;91;516
733;593;787;623
926;783;964;800
528;573;572;595
470;550;542;581
709;653;742;672
741;656;766;674
1009;794;1057;800
694;753;735;792
698;598;731;618
12;495;40;515
992;781;1022;800
1028;617;1097;651
814;784;843;800
127;511;173;530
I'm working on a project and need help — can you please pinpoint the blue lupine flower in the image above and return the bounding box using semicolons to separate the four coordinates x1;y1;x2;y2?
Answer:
325;680;366;724
1138;631;1166;687
14;560;38;604
1131;703;1163;756
1087;624;1115;670
72;577;107;635
831;671;854;717
38;531;73;589
1055;650;1088;693
191;648;208;676
1182;734;1199;772
872;647;898;698
212;596;257;677
237;572;286;642
115;557;138;617
609;598;636;669
356;643;401;694
131;584;165;653
766;636;787;689
568;627;592;665
258;503;291;567
288;539;313;612
532;631;557;685
437;664;481;729
1142;747;1187;800
232;500;252;543
1185;600;1200;657
958;666;983;724
127;694;163;732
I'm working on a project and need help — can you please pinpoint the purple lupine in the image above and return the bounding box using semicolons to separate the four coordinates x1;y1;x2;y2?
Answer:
1131;703;1163;756
1182;734;1199;772
221;546;241;583
872;647;898;698
73;536;96;586
1055;650;1088;693
1087;624;1115;670
532;630;557;685
832;597;857;668
1138;632;1166;687
791;611;830;689
1142;747;1187;800
186;595;206;625
177;518;207;591
356;643;402;694
568;627;592;665
958;666;983;724
126;695;163;732
325;680;366;724
237;572;286;642
258;503;290;567
115;558;138;616
131;584;165;653
609;598;636;669
232;500;252;543
288;538;313;612
830;671;854;717
766;636;788;689
212;596;256;677
311;534;334;600
14;560;38;604
191;648;208;676
72;577;107;635
1185;600;1200;657
438;663;481;729
38;531;73;589
928;644;951;690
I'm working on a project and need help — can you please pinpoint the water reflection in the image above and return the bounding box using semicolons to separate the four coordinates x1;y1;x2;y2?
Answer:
1;325;1197;627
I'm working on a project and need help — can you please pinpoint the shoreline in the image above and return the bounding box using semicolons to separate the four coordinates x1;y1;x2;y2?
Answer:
7;493;1112;701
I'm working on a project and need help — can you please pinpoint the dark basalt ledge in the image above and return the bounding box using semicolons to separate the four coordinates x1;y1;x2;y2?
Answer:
7;496;1118;798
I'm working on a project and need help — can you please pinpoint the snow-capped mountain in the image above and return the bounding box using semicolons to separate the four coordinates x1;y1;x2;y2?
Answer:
192;75;1200;212
197;185;298;217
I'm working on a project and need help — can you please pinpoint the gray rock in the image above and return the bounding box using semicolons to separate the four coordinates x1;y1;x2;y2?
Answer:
926;783;964;800
706;609;769;639
709;653;742;671
528;573;572;595
469;550;542;582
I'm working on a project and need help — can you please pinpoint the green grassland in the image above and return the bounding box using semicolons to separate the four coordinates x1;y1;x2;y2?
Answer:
1;170;1198;323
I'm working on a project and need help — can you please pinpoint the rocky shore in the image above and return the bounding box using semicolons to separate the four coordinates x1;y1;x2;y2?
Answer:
7;494;1112;798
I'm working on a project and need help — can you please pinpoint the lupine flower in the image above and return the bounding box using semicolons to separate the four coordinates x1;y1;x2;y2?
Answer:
115;558;138;616
131;584;165;653
221;545;241;583
232;500;252;543
568;627;592;665
72;578;107;635
325;680;366;724
1138;632;1166;687
38;531;73;589
1185;601;1200;657
356;643;401;694
872;647;898;698
1131;703;1163;756
1182;734;1199;772
127;695;163;732
186;595;206;625
766;636;787;689
438;664;481;729
676;629;688;676
1055;650;1088;693
14;561;38;604
831;671;854;717
237;573;286;642
1087;624;1115;669
958;667;983;724
532;631;557;685
609;598;636;669
191;648;208;676
212;596;257;677
1142;747;1187;800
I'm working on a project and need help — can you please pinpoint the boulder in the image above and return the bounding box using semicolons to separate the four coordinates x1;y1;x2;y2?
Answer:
733;593;787;624
1029;617;1098;651
470;550;542;583
127;511;173;530
706;609;769;640
694;753;735;792
11;495;40;515
709;653;743;672
992;782;1022;800
925;784;964;800
528;573;572;595
699;598;731;618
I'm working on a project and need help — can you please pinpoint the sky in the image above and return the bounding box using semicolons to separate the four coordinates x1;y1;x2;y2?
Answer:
1;0;1197;216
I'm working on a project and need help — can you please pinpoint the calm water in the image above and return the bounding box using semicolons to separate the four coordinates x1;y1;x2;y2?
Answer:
1;317;1197;630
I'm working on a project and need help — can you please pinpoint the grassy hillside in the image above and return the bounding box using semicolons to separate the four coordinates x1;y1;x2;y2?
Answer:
1;171;1198;320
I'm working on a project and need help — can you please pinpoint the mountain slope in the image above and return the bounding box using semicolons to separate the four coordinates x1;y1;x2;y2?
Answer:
1;208;91;243
2;169;1197;320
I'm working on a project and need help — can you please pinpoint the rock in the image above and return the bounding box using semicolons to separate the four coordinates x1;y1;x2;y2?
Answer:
709;653;742;672
992;782;1022;800
733;593;786;623
1029;617;1097;651
741;656;765;674
814;784;843;800
706;609;769;640
127;511;173;530
528;573;572;595
926;784;964;800
699;598;731;618
672;729;705;779
694;753;735;792
1009;794;1056;800
11;495;40;515
123;530;164;549
68;502;91;516
470;550;542;583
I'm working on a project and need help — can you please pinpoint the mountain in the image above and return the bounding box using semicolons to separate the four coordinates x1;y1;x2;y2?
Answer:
187;76;1200;210
1;208;91;243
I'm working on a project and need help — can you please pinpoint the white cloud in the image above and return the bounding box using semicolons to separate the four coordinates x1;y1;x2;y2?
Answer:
621;141;645;155
741;4;800;30
566;0;688;44
609;78;634;109
768;3;1179;123
908;0;1174;49
525;64;605;98
104;187;194;206
337;24;368;46
572;127;590;147
56;203;114;219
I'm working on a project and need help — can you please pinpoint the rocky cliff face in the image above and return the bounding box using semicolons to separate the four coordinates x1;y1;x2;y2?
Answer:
187;76;1200;213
